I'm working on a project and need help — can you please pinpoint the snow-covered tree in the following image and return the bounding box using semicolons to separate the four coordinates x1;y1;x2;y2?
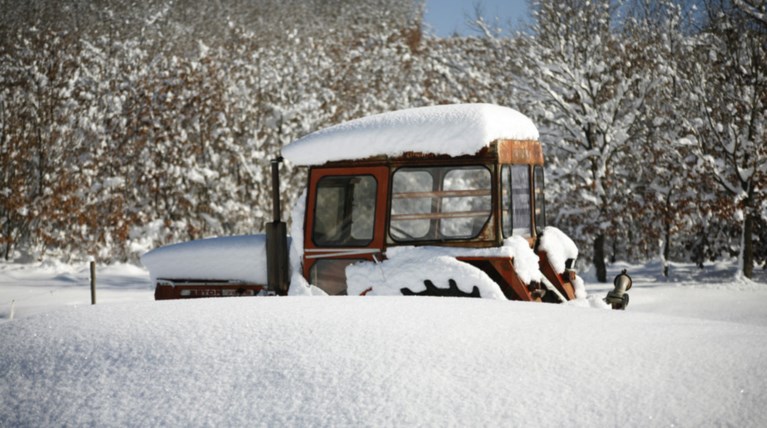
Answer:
516;0;658;281
616;0;703;275
682;0;767;278
2;0;764;275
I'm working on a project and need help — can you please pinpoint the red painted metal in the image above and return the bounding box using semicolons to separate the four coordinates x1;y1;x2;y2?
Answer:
458;257;539;302
302;166;390;291
155;281;265;300
537;251;576;300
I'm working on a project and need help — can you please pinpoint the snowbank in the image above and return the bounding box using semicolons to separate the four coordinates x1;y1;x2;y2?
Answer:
282;104;539;165
345;240;543;298
287;190;327;296
346;254;506;299
141;235;274;284
1;298;765;426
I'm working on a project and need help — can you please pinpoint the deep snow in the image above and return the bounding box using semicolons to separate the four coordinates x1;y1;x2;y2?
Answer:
1;260;766;426
138;225;580;301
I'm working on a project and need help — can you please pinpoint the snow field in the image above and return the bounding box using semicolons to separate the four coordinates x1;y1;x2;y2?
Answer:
0;261;152;321
2;258;767;426
1;297;765;427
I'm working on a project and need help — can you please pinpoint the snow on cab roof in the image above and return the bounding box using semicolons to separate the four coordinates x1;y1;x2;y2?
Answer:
281;103;539;166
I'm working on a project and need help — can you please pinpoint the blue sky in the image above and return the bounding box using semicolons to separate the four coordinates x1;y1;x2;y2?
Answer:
423;0;531;37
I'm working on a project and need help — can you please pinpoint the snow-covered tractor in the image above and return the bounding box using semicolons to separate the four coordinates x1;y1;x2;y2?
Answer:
143;104;625;307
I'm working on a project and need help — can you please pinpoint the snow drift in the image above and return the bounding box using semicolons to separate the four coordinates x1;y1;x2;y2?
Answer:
345;237;544;298
1;298;765;426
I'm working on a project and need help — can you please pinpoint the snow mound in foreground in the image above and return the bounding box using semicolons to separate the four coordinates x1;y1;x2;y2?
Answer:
1;298;765;426
282;104;539;165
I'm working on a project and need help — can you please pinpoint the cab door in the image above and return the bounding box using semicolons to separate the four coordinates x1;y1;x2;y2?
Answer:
302;166;389;295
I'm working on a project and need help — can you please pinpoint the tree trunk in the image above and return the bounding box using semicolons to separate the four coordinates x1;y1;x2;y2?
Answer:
594;234;607;283
743;214;754;279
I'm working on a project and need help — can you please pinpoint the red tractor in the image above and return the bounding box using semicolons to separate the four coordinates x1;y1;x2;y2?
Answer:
144;104;628;308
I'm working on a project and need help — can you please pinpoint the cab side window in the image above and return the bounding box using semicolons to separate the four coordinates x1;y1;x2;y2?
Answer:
501;165;532;237
390;166;491;242
313;175;376;246
534;166;545;234
511;165;531;236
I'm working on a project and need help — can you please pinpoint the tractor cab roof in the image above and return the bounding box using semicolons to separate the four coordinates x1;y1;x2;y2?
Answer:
281;104;540;166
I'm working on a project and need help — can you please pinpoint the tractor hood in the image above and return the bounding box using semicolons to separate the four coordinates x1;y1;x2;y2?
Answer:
141;234;290;286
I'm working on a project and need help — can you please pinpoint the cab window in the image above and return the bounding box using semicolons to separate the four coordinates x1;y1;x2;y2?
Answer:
309;259;363;295
501;165;532;237
534;166;546;234
390;166;491;241
313;175;376;246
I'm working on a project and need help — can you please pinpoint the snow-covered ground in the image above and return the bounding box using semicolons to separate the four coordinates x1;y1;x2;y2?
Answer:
0;261;153;321
1;260;766;426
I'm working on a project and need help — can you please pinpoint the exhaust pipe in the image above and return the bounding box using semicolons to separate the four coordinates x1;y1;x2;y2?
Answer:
266;156;289;295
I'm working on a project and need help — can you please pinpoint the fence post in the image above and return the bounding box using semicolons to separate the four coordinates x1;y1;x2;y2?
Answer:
90;261;96;305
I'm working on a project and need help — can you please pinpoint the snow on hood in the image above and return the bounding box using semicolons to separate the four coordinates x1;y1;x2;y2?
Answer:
282;104;539;166
141;235;274;284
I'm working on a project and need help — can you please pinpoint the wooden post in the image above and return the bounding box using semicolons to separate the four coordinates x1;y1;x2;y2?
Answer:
90;261;96;305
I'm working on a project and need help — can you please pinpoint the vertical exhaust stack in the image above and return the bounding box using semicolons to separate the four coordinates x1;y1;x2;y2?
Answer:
266;156;289;295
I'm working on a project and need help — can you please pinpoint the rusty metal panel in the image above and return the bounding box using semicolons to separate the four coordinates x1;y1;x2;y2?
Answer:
458;257;539;302
314;139;543;168
497;140;544;165
319;144;500;169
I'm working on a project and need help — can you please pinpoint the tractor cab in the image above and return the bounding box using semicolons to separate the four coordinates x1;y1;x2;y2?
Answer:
283;104;578;301
300;140;549;297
